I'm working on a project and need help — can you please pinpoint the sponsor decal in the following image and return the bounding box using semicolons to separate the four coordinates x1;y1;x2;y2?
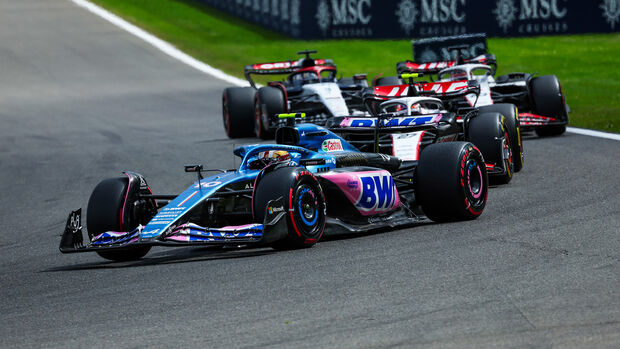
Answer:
342;115;442;128
494;0;569;34
255;62;292;70
601;0;620;29
322;139;344;152
291;0;300;25
356;173;397;212
493;0;518;32
404;0;468;36
244;182;254;189
315;0;373;37
163;207;185;211
395;0;418;34
391;131;424;161
268;206;284;214
347;179;359;188
194;181;222;189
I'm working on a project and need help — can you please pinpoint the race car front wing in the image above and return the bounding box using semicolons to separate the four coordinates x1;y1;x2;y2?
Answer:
59;198;289;253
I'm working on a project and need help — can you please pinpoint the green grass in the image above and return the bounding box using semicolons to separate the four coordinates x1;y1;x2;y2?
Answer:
91;0;620;133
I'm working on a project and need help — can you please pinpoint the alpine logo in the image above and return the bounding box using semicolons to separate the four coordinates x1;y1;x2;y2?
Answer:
322;139;344;152
356;173;397;212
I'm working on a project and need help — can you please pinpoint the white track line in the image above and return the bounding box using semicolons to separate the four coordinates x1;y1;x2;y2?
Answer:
71;0;247;87
566;127;620;141
71;0;619;141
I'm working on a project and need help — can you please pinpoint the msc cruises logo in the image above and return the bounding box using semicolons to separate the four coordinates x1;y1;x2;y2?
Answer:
315;0;373;36
395;0;418;35
493;0;568;33
493;0;518;32
601;0;620;29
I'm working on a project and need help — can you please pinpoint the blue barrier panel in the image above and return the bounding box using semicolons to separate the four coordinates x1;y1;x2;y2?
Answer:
196;0;620;39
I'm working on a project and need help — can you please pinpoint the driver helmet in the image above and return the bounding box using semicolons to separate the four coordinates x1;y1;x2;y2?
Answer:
249;150;291;169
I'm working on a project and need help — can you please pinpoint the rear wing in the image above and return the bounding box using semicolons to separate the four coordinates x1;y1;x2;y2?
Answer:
399;33;496;76
396;54;497;75
365;79;479;116
244;58;335;88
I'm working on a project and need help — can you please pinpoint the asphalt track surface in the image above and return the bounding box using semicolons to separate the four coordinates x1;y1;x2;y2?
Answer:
1;1;619;348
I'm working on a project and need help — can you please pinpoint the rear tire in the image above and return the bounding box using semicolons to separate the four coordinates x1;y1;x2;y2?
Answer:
222;87;256;138
255;87;285;140
86;177;152;261
477;104;523;172
467;112;513;184
253;167;326;249
530;75;567;137
415;142;488;222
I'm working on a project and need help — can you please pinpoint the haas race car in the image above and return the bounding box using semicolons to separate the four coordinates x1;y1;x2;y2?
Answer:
60;115;489;262
222;50;368;139
324;94;521;183
394;44;569;137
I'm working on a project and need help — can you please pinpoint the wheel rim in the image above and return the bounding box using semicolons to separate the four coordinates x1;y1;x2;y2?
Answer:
466;159;483;200
503;130;513;174
296;184;318;227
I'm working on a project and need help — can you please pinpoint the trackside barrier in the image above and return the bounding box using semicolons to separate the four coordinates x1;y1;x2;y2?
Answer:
197;0;619;39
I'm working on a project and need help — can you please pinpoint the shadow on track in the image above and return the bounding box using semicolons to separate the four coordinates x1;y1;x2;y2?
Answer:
44;246;274;272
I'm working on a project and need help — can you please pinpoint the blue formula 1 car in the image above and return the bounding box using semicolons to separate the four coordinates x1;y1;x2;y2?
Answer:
60;116;489;261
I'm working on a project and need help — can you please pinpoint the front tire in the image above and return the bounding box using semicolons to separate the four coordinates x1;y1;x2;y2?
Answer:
530;75;567;137
86;177;153;261
477;104;523;172
253;167;326;249
467;112;514;184
415;142;488;222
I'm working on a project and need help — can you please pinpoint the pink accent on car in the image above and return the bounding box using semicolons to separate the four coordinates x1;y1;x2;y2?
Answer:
321;170;401;216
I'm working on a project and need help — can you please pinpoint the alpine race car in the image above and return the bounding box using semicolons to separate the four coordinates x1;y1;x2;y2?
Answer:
60;116;488;262
394;44;569;137
222;50;368;139
341;86;521;183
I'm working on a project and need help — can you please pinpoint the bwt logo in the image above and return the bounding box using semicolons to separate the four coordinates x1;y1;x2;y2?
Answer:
349;116;436;127
356;174;397;212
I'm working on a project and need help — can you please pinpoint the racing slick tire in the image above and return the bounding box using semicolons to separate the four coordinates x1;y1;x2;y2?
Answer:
530;75;567;137
477;103;523;172
255;87;286;140
415;142;488;222
374;76;402;87
86;177;154;261
253;167;326;249
467;112;514;185
222;87;256;138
